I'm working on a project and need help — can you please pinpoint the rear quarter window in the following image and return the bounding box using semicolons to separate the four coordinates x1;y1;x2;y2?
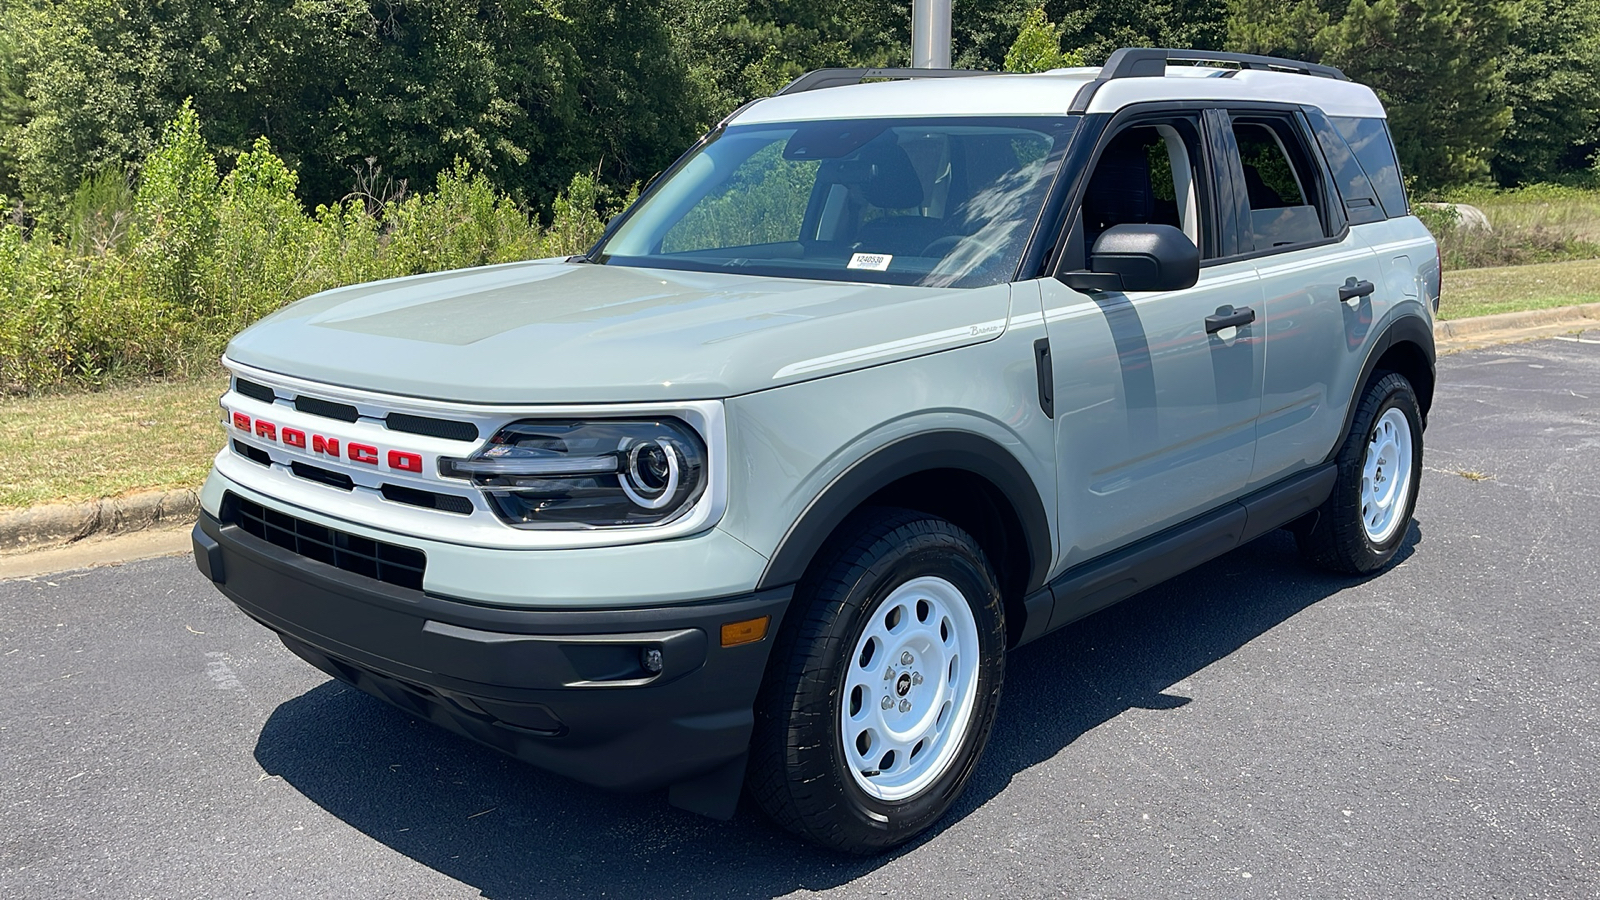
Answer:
1304;108;1384;225
1331;116;1408;219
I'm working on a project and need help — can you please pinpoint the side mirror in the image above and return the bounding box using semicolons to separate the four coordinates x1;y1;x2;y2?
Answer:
1059;224;1200;293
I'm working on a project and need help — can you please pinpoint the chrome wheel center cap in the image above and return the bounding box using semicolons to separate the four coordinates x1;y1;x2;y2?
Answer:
895;673;912;697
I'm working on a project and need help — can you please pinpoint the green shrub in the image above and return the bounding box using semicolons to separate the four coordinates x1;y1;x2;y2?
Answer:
1418;185;1600;269
0;105;619;394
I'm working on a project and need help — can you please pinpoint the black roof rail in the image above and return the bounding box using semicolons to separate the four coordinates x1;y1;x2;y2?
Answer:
1100;47;1348;81
1069;47;1347;113
776;67;996;96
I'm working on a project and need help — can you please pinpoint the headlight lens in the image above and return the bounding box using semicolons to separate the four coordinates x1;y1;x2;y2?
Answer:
439;419;707;528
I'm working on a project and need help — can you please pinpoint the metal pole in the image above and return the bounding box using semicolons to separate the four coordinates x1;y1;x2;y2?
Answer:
912;0;952;69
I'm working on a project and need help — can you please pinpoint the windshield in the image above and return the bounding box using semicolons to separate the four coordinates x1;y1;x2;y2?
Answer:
594;116;1078;288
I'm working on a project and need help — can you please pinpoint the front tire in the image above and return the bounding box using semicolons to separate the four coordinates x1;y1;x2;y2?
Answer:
747;508;1005;854
1298;371;1423;574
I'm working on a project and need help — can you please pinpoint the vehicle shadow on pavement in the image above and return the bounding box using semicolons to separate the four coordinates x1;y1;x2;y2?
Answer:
253;526;1420;899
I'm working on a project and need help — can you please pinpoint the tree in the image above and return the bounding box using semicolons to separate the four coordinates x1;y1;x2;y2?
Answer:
3;0;705;219
1318;0;1512;187
664;0;908;120
1229;0;1514;188
1225;0;1332;58
0;22;27;201
954;0;1227;69
1003;5;1086;72
1493;0;1600;184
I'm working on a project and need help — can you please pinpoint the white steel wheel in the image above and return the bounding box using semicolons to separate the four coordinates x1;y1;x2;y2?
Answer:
1296;372;1422;575
1361;407;1414;544
840;575;982;802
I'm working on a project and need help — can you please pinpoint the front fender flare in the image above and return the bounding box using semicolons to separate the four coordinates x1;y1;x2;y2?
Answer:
755;430;1052;593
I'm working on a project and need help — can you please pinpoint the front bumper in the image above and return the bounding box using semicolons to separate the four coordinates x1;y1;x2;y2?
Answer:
193;511;791;811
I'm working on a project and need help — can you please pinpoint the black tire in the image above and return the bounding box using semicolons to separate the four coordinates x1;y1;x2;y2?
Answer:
1297;371;1424;574
747;507;1006;854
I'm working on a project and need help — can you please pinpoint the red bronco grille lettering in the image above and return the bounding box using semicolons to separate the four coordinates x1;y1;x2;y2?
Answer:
230;411;424;474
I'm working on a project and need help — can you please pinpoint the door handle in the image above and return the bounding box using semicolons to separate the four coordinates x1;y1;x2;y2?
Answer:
1205;305;1256;334
1339;277;1376;302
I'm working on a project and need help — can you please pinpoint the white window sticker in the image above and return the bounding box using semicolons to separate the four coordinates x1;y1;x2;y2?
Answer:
847;252;893;272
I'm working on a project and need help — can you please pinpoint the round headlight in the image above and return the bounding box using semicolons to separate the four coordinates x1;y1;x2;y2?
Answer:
621;439;680;508
439;418;707;529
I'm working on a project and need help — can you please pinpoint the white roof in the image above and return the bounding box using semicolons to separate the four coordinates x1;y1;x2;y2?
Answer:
730;65;1386;126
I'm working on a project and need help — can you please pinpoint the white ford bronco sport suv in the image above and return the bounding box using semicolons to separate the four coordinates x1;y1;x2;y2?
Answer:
193;48;1439;853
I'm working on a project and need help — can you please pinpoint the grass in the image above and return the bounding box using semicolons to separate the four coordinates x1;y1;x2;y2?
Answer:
1427;185;1600;269
0;372;226;509
1443;184;1600;243
1440;258;1600;319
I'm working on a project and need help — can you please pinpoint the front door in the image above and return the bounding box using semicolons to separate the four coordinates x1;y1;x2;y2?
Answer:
1043;113;1263;568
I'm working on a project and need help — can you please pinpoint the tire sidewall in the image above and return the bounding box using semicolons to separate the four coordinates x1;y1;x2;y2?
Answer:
1344;374;1424;564
790;518;1006;850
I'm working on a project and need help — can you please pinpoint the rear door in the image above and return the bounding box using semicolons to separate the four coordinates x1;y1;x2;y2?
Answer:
1040;110;1263;567
1216;107;1387;487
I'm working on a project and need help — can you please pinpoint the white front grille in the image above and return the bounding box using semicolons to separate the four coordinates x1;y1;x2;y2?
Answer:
216;357;728;550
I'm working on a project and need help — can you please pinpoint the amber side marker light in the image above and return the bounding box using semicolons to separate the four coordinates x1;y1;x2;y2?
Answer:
721;616;770;647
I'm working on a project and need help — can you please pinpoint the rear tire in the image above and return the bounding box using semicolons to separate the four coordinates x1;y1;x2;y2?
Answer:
747;508;1005;854
1297;371;1423;574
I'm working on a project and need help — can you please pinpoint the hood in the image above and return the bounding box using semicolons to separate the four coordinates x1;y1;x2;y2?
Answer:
225;260;1014;403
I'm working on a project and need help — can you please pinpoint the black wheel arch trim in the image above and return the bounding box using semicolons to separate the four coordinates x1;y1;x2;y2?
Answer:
1324;309;1436;465
755;431;1053;594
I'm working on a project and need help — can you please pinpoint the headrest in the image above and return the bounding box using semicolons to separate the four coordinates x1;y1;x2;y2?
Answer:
1084;131;1154;229
858;142;924;210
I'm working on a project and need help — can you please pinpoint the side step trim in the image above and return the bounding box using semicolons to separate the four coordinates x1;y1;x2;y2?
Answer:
1014;464;1335;646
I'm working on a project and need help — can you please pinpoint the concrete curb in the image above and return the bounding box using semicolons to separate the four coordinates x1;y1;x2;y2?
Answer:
0;488;199;555
1;302;1597;558
1435;301;1600;341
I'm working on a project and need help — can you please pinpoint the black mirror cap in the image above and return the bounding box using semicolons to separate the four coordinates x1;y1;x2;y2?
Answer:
1059;224;1200;293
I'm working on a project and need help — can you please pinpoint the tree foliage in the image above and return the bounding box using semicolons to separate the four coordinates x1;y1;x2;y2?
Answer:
1229;0;1515;187
0;0;1594;230
664;0;908;118
1322;0;1513;186
0;105;612;392
1004;5;1086;72
1493;0;1600;184
3;0;704;219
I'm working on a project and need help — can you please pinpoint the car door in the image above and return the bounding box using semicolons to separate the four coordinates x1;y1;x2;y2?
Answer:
1218;107;1388;488
1040;110;1264;568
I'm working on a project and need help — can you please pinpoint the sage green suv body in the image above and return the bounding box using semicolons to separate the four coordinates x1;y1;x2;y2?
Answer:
194;48;1438;853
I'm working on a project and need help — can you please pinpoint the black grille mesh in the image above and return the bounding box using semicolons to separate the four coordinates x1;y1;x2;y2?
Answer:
293;395;361;422
232;440;271;466
380;483;474;515
223;493;425;590
386;412;479;442
233;377;276;404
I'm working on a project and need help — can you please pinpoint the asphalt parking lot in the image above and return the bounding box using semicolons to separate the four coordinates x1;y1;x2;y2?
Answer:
3;337;1598;899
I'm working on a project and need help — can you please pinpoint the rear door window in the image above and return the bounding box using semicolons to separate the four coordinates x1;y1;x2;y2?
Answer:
1331;116;1408;219
1229;115;1332;252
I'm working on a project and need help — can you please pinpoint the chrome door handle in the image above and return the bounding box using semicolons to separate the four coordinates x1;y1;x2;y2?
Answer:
1205;305;1256;334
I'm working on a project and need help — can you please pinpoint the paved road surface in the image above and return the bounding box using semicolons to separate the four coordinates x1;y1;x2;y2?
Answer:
4;338;1598;899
